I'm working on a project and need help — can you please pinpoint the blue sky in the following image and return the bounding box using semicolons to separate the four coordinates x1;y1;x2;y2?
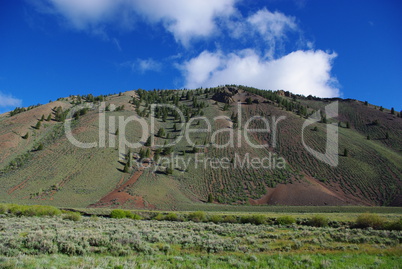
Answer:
1;0;401;113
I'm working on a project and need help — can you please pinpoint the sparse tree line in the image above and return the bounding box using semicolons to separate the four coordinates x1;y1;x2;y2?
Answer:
8;104;41;117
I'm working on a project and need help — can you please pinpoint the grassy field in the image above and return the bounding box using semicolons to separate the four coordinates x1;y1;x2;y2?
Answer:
0;205;401;268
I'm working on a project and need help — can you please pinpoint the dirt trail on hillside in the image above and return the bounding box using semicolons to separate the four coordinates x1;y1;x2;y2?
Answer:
88;170;152;209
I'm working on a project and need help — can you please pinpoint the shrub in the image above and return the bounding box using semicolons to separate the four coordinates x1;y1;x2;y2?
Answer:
0;204;6;214
153;213;164;221
37;143;44;151
126;211;142;220
110;209;127;219
164;212;179;221
385;218;402;231
222;215;237;223
355;213;385;229
276;216;296;225
62;212;82;221
209;215;223;223
188;211;206;222
241;215;266;225
110;209;141;220
29;205;61;217
309;215;329;227
7;204;61;217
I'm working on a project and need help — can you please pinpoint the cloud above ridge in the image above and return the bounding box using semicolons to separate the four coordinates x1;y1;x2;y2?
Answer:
182;49;339;98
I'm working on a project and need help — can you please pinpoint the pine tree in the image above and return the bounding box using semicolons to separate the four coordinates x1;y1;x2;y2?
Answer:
40;114;45;121
127;150;132;167
37;143;44;151
157;128;166;138
145;148;151;158
115;128;119;136
153;152;160;162
22;132;29;139
46;114;52;121
207;193;214;203
145;136;152;146
367;135;370;140
139;148;145;159
162;146;173;156
35;121;41;129
391;107;395;115
344;148;348;157
165;164;173;175
385;132;389;139
123;162;130;173
346;122;350;128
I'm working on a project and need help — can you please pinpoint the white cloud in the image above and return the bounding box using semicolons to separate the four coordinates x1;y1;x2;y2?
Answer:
181;49;339;98
129;0;237;46
247;8;297;40
226;8;303;58
36;0;237;45
0;92;22;108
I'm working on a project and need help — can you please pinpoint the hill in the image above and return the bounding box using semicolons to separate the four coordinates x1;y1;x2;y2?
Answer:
0;86;401;210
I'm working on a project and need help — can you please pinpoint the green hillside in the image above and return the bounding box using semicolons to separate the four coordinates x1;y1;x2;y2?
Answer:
0;86;401;210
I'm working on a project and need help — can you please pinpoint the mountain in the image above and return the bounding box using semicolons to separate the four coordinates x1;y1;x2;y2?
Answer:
0;86;401;210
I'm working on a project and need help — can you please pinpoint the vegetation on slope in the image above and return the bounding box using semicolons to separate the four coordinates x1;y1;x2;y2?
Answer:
0;86;401;209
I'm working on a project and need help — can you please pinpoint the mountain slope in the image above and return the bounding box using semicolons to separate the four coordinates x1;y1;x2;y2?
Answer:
0;86;401;209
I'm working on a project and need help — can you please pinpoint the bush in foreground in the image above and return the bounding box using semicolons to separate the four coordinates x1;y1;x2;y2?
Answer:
309;215;329;227
62;212;82;222
164;212;179;221
241;214;266;225
276;216;296;225
6;204;61;217
355;213;384;229
385;218;402;231
188;211;206;222
110;209;141;220
0;204;6;214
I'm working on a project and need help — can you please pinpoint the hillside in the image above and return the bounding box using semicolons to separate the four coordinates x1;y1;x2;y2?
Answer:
0;86;401;209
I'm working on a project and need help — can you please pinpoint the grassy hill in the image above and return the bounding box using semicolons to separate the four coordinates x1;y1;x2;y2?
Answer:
0;86;401;210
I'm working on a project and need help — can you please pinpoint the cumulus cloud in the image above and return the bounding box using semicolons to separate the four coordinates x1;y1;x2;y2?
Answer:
181;49;339;98
0;91;22;108
35;0;237;45
226;8;300;57
247;8;297;40
129;0;236;45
